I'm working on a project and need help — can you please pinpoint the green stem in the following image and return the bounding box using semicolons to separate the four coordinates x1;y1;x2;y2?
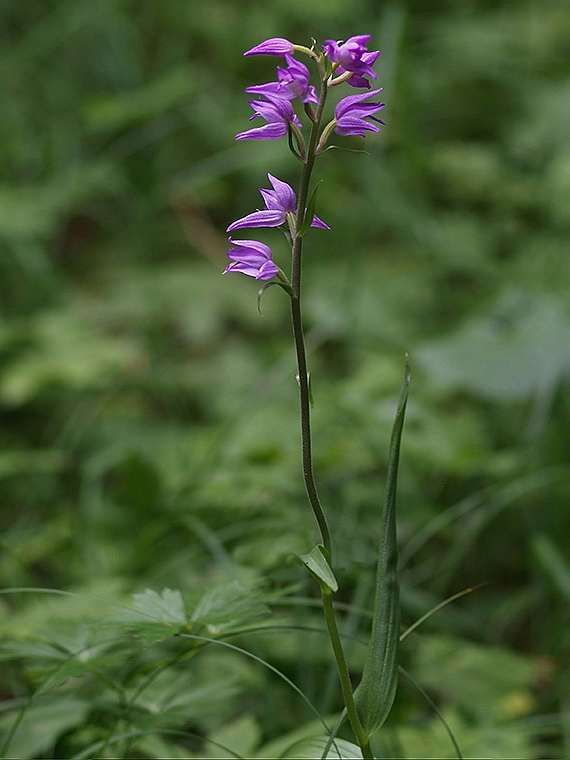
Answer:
290;296;332;556
290;65;332;558
321;588;373;759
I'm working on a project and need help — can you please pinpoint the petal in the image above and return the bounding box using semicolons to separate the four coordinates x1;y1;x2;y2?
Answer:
223;261;260;277
246;82;294;101
249;98;283;122
334;118;381;137
344;34;372;48
311;214;330;230
228;238;273;259
244;38;294;56
301;86;318;104
227;210;286;231
362;51;381;67
256;260;279;279
224;238;277;279
267;174;296;212
335;88;383;117
345;73;372;89
227;248;268;266
236;123;288;140
323;40;341;60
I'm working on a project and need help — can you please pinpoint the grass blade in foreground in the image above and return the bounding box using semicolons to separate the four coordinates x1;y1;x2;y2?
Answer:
355;358;410;740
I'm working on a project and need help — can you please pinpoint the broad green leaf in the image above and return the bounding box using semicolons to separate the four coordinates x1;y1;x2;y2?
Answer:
280;736;363;759
396;709;536;759
206;713;261;758
412;635;539;724
297;545;338;593
418;292;570;400
355;359;410;739
119;588;187;642
0;697;88;759
190;580;269;631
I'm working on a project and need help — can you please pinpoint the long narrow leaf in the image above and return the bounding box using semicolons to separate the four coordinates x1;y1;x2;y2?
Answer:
355;358;410;739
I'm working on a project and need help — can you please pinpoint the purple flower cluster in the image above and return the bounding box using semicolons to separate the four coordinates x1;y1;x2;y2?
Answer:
236;34;384;143
224;35;384;281
323;35;380;89
223;174;328;280
334;89;385;137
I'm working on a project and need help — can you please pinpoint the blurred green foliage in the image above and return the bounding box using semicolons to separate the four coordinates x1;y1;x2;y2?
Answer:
0;0;569;756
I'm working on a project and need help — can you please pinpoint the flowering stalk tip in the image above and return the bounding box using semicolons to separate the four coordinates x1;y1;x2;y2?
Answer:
226;33;383;277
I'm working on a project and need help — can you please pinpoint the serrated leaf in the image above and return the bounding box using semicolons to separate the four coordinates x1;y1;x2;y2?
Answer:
190;580;269;632
297;545;338;592
355;359;410;739
280;736;363;759
118;588;187;642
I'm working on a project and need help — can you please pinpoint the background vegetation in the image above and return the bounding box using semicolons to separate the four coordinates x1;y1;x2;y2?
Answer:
0;0;569;757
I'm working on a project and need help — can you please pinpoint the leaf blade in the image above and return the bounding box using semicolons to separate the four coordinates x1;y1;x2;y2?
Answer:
355;358;410;738
297;545;338;593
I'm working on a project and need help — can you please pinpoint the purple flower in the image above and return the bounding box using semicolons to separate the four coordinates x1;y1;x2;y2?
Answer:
334;89;385;137
244;38;294;57
236;97;302;141
246;55;317;104
227;174;329;232
223;238;279;280
323;35;380;88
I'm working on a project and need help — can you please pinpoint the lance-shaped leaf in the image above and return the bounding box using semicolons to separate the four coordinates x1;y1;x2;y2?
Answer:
297;544;338;592
355;358;410;738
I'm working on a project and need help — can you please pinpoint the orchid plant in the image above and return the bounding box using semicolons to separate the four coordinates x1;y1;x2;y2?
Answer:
223;35;409;759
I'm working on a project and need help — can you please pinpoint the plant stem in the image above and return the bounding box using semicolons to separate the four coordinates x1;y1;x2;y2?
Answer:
290;67;332;558
290;296;331;556
321;588;374;759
